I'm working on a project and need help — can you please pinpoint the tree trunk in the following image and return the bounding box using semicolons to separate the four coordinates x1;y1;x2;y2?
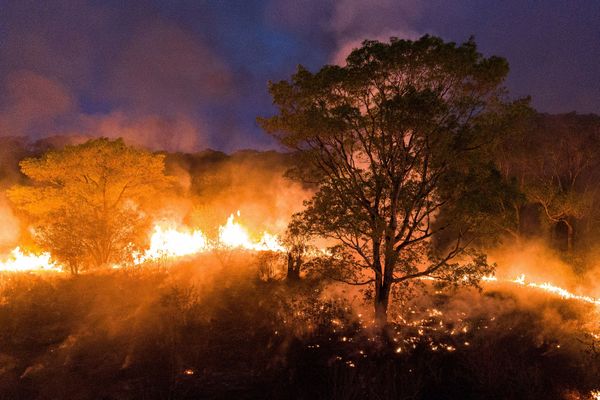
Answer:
286;252;300;281
69;262;79;275
564;219;574;254
374;278;391;325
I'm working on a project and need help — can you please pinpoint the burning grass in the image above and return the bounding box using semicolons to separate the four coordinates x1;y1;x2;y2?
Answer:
0;211;286;272
0;254;598;400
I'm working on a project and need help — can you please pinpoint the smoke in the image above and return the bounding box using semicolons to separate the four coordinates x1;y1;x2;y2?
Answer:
488;240;600;298
104;19;232;115
0;71;77;139
0;1;234;151
79;112;206;152
266;0;424;65
489;240;577;284
164;150;312;237
0;197;20;249
327;0;424;64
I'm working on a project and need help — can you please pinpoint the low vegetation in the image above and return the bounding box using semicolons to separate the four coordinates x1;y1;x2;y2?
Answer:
0;256;597;400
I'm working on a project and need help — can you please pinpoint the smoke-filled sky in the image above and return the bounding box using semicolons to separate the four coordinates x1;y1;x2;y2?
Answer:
1;0;598;152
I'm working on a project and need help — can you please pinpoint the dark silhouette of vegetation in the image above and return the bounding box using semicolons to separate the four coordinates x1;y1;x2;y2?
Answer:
260;35;525;321
0;87;599;400
0;259;597;400
496;113;600;257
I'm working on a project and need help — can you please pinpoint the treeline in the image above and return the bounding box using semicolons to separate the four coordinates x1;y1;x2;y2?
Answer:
496;112;600;264
2;111;600;263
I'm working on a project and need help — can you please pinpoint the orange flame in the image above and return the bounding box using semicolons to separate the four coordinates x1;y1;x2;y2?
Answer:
133;225;210;264
1;213;599;312
132;211;285;265
0;247;61;272
483;273;600;306
1;211;285;272
217;212;285;252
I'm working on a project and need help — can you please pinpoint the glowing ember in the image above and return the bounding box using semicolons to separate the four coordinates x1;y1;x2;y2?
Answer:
0;247;61;272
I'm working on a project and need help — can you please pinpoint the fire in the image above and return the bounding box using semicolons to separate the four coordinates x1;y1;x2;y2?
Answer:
1;211;284;272
218;211;256;249
0;247;61;272
218;212;285;252
1;212;599;311
133;211;285;265
134;225;210;264
483;273;600;306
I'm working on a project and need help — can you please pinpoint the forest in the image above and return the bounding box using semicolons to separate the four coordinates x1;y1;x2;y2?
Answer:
0;36;599;400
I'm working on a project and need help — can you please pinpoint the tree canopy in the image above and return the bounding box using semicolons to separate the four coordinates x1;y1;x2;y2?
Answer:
498;113;600;253
8;138;171;273
260;35;523;321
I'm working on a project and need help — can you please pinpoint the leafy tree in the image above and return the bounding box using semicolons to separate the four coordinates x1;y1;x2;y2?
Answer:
498;113;600;253
8;138;171;273
260;36;520;321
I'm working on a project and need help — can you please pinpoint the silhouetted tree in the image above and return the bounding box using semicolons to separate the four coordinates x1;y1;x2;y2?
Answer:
261;36;521;321
282;220;313;281
498;113;600;253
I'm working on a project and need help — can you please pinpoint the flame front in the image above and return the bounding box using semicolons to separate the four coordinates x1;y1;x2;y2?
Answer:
131;211;285;265
0;247;61;272
218;212;285;252
484;273;600;306
1;214;599;311
218;212;255;249
1;211;284;272
134;225;210;264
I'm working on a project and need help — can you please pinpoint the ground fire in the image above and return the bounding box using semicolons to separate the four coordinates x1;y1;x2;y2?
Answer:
0;14;599;399
2;217;599;312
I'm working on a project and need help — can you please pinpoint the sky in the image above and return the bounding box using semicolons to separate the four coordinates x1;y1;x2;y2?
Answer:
0;0;598;152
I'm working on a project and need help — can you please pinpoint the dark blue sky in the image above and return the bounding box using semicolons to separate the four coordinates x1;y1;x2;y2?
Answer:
1;0;598;151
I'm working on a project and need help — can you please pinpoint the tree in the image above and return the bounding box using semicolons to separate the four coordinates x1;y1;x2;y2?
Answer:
260;36;520;322
8;138;171;273
282;221;313;281
496;113;600;253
